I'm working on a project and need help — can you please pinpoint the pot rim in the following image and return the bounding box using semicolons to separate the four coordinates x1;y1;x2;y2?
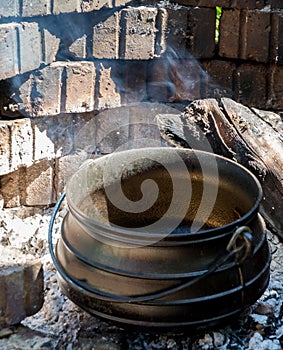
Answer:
66;147;263;243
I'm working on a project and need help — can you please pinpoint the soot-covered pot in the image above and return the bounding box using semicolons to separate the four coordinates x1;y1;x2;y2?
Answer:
49;148;271;329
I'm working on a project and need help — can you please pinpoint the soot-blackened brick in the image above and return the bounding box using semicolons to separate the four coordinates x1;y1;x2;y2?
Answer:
236;63;267;108
188;7;216;59
243;10;271;63
219;9;240;59
201;60;236;99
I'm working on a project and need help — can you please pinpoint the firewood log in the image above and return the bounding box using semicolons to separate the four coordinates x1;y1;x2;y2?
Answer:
156;98;283;238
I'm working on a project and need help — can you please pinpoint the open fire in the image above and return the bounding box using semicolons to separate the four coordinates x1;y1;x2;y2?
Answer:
1;0;283;348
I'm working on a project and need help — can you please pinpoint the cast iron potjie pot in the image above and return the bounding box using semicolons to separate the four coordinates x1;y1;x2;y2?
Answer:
49;148;271;329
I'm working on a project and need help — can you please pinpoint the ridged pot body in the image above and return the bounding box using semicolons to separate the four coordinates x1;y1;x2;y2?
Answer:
54;148;271;329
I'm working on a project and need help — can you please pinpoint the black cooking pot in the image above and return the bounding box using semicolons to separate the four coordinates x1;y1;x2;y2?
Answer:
49;148;271;329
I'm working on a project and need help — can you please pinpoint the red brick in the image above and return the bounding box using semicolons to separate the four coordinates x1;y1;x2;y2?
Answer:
65;62;95;113
120;8;157;60
0;24;19;80
219;9;240;59
235;63;267;108
93;12;119;59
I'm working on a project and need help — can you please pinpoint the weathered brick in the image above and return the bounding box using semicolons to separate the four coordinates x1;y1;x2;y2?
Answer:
17;22;41;74
80;0;111;11
201;60;236;99
0;169;21;207
73;112;97;156
93;12;119;59
56;152;89;196
159;8;189;58
120;8;157;60
53;0;81;14
269;65;283;109
168;59;201;102
219;9;240;59
233;0;265;9
42;29;60;64
29;63;63;116
0;0;20;18
53;115;75;157
31;117;55;162
65;62;95;113
23;159;55;206
235;63;267;108
188;7;216;58
0;121;11;175
69;35;86;59
0;24;19;80
268;0;283;8
147;59;169;102
0;248;43;327
96;106;130;154
241;10;271;63
171;0;266;9
122;61;147;104
129;102;173;149
95;63;121;110
113;0;131;6
22;0;51;17
10;118;33;171
11;75;34;117
277;13;283;65
170;0;227;7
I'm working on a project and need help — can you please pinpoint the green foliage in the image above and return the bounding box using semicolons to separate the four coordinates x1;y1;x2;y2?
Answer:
215;6;222;43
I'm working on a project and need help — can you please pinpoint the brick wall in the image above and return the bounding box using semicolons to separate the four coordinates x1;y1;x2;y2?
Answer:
1;0;283;207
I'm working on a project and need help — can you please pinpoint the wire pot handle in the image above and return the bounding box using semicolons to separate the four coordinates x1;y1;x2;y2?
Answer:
48;192;253;304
